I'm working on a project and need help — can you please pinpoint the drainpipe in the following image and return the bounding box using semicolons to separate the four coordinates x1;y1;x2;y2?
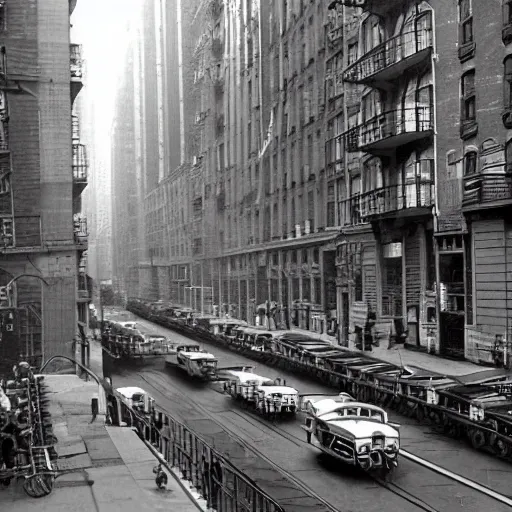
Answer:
257;0;264;145
429;6;442;356
430;6;440;227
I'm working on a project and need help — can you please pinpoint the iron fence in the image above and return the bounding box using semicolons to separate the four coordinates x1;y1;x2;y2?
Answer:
126;404;285;512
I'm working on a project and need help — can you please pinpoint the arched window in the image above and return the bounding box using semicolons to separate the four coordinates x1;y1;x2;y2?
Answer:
461;70;476;122
463;150;477;176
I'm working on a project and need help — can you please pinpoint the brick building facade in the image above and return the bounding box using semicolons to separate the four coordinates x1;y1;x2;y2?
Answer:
111;0;512;363
0;0;89;376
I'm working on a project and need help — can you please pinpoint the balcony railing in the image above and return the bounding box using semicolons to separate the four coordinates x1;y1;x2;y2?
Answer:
339;179;434;226
338;195;366;227
344;26;432;84
73;215;88;245
462;173;512;209
72;114;80;141
70;44;83;79
345;106;433;153
359;180;435;218
72;143;88;186
0;110;8;152
77;272;92;301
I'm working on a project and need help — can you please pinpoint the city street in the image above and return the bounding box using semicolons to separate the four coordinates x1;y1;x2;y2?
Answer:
107;315;512;512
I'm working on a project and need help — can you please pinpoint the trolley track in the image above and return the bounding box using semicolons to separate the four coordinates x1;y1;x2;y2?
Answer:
128;368;511;512
107;314;512;511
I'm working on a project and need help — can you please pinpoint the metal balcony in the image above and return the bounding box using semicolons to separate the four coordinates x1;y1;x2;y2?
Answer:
345;106;433;154
72;114;80;141
72;143;88;196
462;173;512;211
358;179;435;220
0;110;9;153
77;272;92;301
70;44;83;104
73;215;88;247
343;25;433;85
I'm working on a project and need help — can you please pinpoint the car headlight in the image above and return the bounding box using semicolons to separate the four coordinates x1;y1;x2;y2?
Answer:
356;441;371;454
385;439;399;452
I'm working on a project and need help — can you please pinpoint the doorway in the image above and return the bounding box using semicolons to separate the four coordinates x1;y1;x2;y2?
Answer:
438;242;465;359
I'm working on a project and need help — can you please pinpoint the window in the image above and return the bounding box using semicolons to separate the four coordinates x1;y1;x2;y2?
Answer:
505;0;512;26
505;56;512;108
348;42;358;65
307;134;313;169
464;151;477;176
459;0;473;44
354;249;363;302
461;70;475;121
327;184;335;227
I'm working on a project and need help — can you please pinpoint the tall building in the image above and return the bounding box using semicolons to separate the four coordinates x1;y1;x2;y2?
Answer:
334;0;512;363
0;0;89;375
111;0;512;364
112;0;202;302
134;1;338;331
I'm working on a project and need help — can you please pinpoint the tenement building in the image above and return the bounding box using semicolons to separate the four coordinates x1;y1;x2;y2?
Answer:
0;0;89;375
111;0;512;363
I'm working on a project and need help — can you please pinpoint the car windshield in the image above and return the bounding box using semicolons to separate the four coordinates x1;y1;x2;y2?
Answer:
132;394;143;402
343;407;383;422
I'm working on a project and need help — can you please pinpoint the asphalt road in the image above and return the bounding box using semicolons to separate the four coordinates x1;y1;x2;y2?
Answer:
106;313;512;512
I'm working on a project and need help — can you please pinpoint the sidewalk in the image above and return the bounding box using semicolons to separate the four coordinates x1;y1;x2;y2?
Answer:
288;326;501;377
1;374;203;512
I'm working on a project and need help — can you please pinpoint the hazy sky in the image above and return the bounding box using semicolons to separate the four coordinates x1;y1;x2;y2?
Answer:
71;0;140;132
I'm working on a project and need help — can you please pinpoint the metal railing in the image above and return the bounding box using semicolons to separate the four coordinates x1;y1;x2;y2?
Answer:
338;179;434;226
462;172;512;207
0;114;9;152
77;272;90;300
73;215;88;244
359;179;435;217
72;143;88;182
126;404;285;512
338;195;365;227
346;106;433;152
343;25;433;83
69;44;83;79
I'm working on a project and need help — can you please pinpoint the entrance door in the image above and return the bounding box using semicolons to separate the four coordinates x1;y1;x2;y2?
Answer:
439;251;465;359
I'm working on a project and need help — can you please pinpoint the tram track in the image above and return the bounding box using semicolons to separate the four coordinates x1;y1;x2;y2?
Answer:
132;368;512;512
109;315;512;511
139;371;343;512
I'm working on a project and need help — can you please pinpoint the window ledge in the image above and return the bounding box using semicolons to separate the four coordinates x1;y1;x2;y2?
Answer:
458;41;475;63
502;107;512;129
460;119;478;140
503;24;512;46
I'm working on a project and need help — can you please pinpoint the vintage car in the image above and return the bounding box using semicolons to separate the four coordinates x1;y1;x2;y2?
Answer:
255;380;299;416
301;393;400;472
165;344;218;380
222;369;298;417
116;386;153;412
223;369;273;404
